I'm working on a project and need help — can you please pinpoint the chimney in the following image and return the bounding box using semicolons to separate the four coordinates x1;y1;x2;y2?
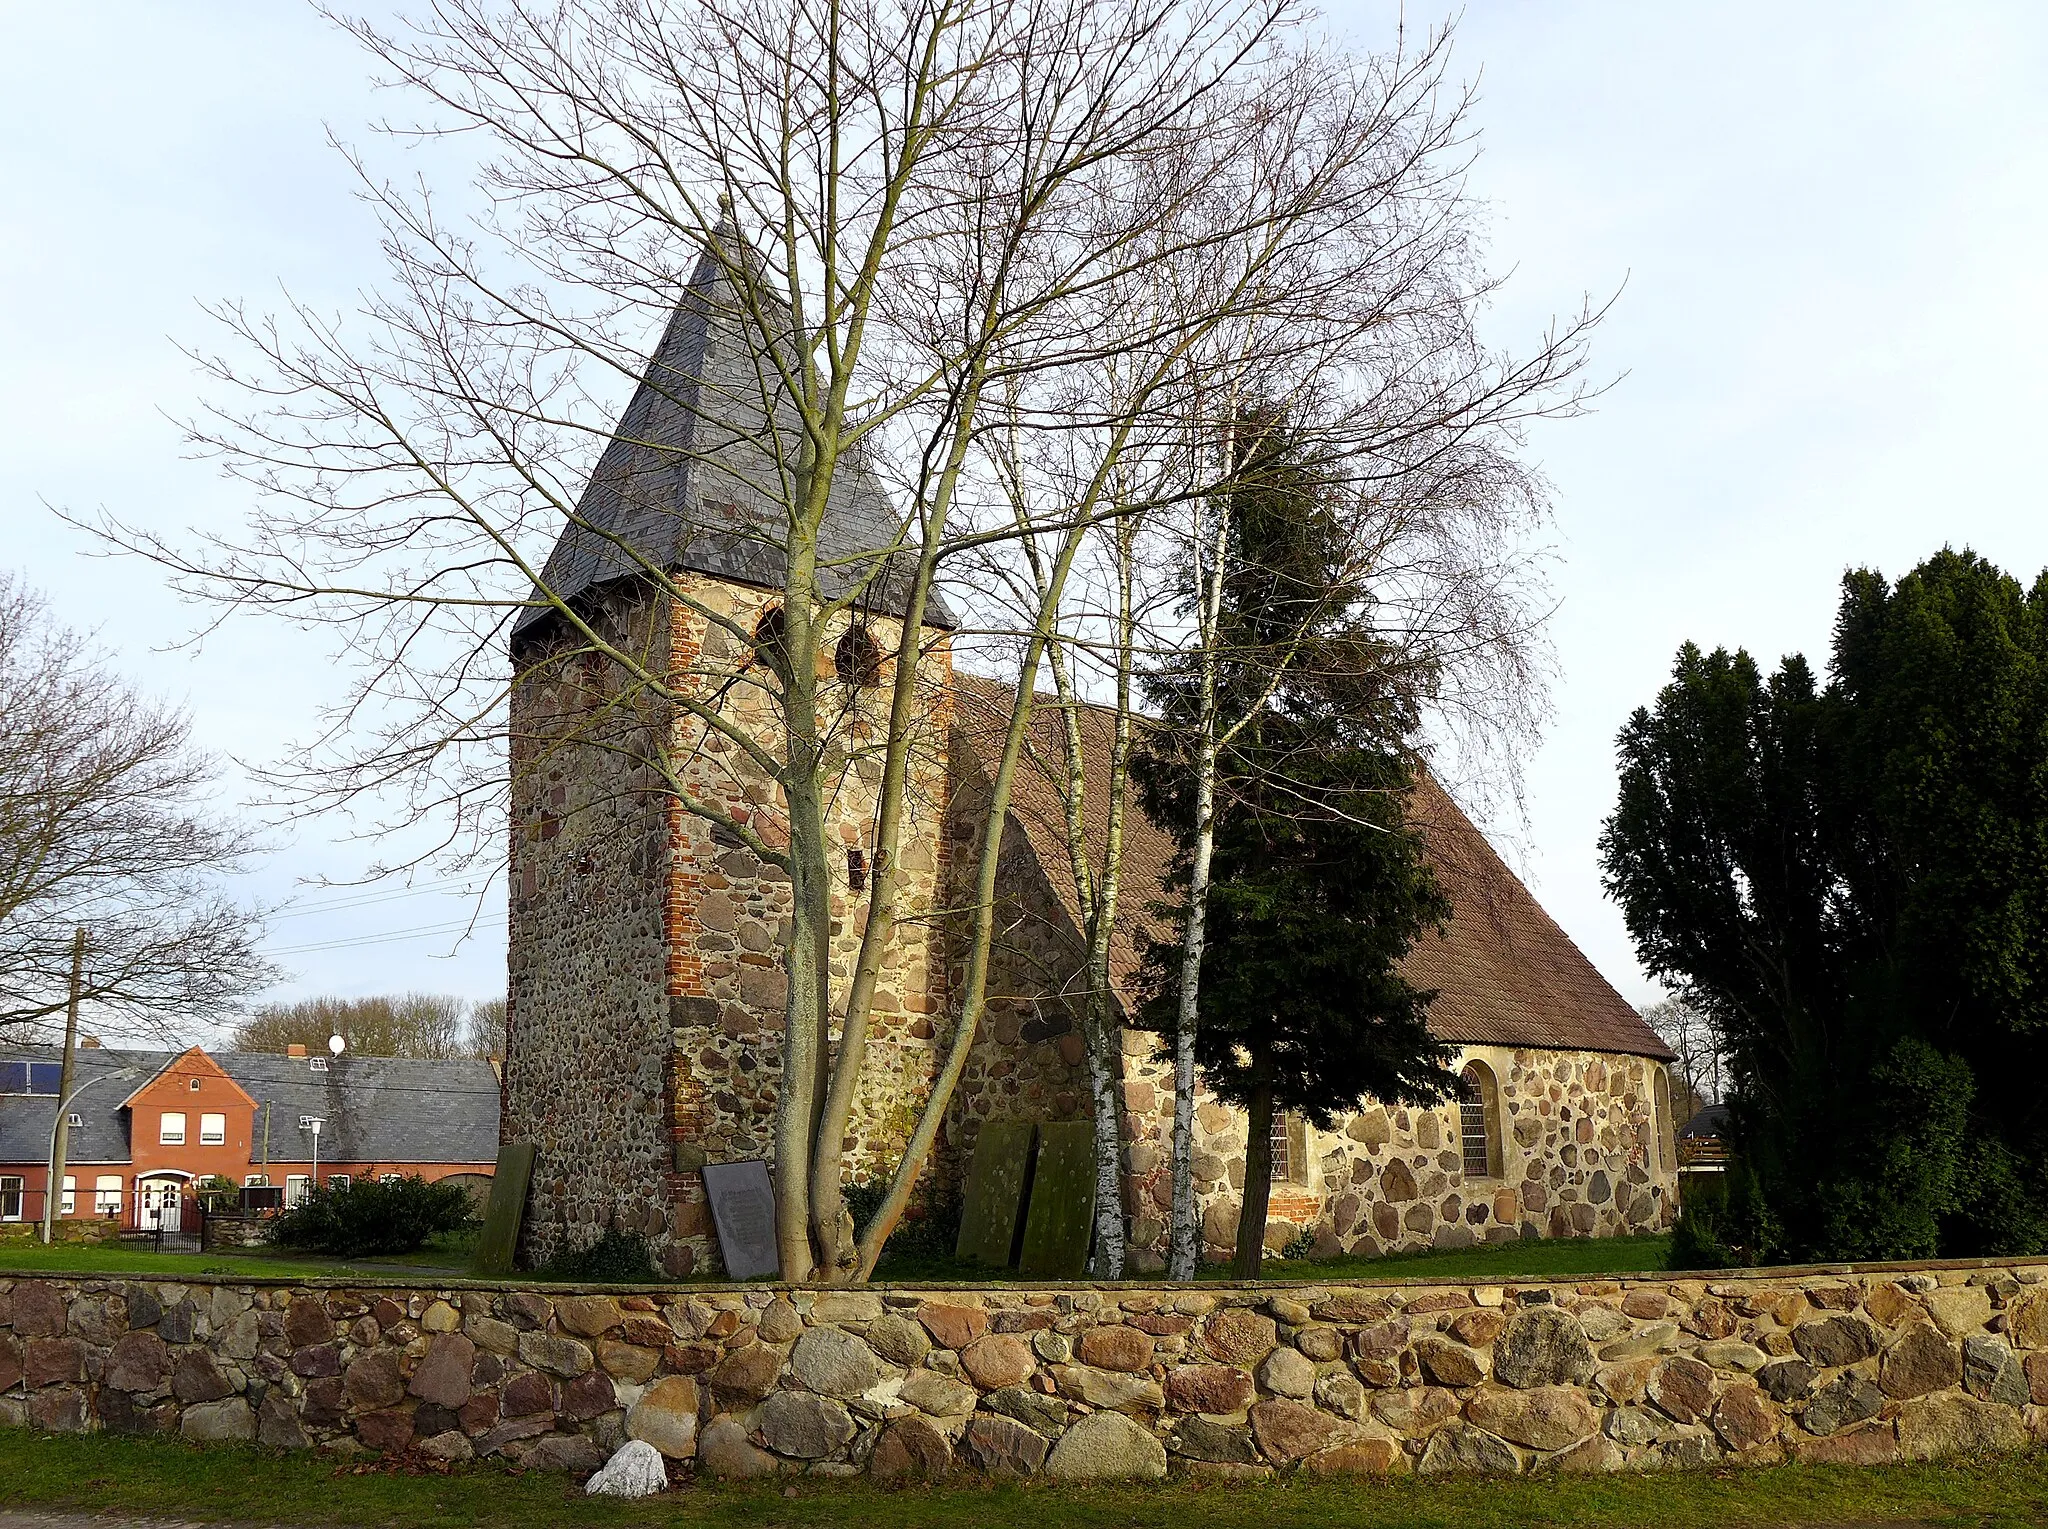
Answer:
287;1043;308;1059
79;1035;101;1049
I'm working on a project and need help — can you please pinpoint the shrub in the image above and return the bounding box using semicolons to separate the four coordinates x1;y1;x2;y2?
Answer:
539;1228;658;1282
267;1175;473;1258
847;1176;963;1267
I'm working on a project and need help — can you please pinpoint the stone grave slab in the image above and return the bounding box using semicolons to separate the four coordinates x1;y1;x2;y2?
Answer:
701;1159;780;1280
471;1141;537;1278
954;1119;1038;1266
1017;1120;1095;1278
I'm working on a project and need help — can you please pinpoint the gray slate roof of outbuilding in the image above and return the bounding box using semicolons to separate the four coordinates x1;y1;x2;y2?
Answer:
514;229;951;639
217;1053;502;1165
0;1047;501;1168
0;1047;170;1166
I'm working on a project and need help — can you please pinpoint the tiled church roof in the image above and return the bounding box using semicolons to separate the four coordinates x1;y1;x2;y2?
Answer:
953;675;1673;1062
515;225;950;640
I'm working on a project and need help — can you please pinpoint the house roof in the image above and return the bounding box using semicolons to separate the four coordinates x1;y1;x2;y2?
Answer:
0;1045;502;1168
955;675;1674;1063
118;1045;256;1112
0;1047;171;1167
515;225;951;641
217;1052;502;1165
1680;1102;1729;1140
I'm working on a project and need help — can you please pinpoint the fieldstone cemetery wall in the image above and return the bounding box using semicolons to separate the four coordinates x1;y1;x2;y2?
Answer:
7;1260;2048;1481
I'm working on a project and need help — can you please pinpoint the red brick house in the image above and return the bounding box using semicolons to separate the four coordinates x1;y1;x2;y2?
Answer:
0;1043;498;1233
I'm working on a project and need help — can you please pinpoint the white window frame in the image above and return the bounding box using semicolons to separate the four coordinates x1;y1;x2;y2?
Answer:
326;1173;352;1191
199;1112;226;1146
94;1176;122;1217
159;1111;186;1146
285;1174;311;1206
0;1175;20;1221
60;1175;75;1216
244;1173;270;1187
379;1173;402;1184
66;1112;82;1127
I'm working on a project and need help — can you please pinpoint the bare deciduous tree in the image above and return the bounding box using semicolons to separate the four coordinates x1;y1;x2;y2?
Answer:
0;572;272;1044
1640;995;1722;1123
231;992;481;1059
86;0;1589;1282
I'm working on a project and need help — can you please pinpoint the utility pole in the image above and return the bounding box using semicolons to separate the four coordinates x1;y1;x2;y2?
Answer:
41;928;86;1245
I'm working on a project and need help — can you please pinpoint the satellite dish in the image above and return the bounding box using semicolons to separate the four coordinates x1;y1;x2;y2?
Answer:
327;1033;346;1057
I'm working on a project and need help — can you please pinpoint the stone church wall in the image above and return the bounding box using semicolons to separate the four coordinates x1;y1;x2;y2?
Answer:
10;1260;2048;1479
942;765;1095;1176
1116;1044;1677;1271
504;589;682;1270
653;575;955;1273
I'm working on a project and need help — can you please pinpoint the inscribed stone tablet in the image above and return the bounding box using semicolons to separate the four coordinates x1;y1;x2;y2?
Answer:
471;1141;536;1278
1017;1120;1095;1278
955;1119;1038;1266
701;1159;780;1280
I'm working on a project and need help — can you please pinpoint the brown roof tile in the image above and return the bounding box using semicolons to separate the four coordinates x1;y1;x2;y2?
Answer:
952;674;1671;1062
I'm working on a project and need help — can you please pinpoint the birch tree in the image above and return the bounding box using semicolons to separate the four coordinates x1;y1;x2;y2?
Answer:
85;0;1570;1281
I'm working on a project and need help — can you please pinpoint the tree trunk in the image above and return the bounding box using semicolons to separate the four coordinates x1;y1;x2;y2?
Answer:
773;776;832;1282
1167;735;1215;1280
1083;991;1127;1278
1233;1080;1275;1280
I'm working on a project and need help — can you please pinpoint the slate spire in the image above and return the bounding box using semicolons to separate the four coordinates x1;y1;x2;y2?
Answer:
514;213;944;639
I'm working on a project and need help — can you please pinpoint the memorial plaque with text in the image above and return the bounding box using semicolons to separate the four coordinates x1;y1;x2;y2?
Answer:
955;1119;1038;1266
1018;1120;1095;1278
700;1159;780;1280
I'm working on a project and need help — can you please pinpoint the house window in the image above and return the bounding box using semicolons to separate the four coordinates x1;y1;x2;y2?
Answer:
327;1174;352;1191
189;1076;202;1091
94;1176;123;1217
379;1173;403;1184
66;1113;82;1128
200;1113;226;1146
310;1058;328;1072
847;847;868;893
160;1112;186;1146
60;1176;75;1216
1459;1062;1500;1179
244;1174;270;1187
0;1176;20;1220
285;1175;311;1206
0;1061;62;1095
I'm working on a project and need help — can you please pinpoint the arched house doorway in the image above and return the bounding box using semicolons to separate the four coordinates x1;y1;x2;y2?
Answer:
135;1170;191;1233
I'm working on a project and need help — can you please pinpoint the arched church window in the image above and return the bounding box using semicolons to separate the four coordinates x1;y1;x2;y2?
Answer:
1654;1066;1676;1173
750;606;787;676
1459;1062;1501;1179
834;622;882;688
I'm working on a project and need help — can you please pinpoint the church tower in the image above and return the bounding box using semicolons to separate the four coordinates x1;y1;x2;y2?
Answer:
501;228;955;1276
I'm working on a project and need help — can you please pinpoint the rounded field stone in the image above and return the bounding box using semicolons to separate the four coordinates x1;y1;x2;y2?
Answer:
790;1326;881;1399
627;1375;700;1459
1045;1411;1167;1481
1879;1323;1960;1401
959;1334;1034;1391
961;1412;1052;1475
757;1391;855;1459
1492;1307;1595;1389
1077;1325;1153;1374
1466;1385;1598;1451
1201;1308;1279;1367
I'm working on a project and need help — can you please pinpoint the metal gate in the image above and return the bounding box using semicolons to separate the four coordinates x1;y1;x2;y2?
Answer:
137;1178;184;1232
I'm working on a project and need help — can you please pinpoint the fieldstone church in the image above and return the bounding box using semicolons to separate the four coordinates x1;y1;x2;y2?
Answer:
500;234;1680;1277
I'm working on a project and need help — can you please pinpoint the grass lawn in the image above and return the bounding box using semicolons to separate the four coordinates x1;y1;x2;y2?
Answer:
3;1429;2047;1529
0;1230;483;1284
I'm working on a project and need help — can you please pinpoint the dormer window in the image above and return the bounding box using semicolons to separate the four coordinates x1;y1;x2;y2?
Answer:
310;1058;329;1072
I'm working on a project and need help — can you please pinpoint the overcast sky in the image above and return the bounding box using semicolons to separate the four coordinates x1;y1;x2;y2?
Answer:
5;3;2046;1024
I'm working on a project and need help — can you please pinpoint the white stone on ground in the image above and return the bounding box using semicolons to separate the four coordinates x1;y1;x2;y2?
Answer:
584;1439;670;1498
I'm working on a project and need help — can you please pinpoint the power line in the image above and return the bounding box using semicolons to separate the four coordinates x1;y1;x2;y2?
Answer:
266;920;494;957
270;876;498;921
